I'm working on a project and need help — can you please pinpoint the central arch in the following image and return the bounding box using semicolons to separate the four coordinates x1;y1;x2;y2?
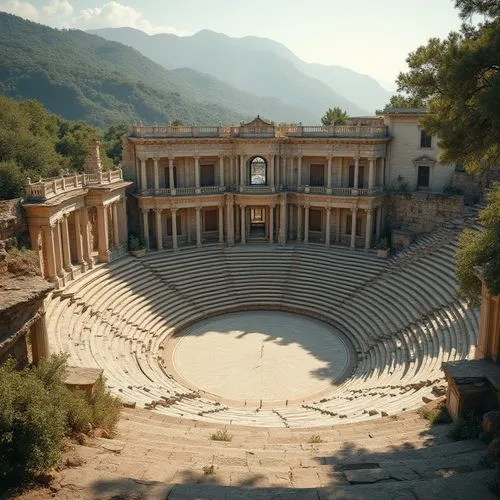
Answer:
249;156;267;185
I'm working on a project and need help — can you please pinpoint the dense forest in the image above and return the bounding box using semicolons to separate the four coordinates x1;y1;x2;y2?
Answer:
0;96;124;200
0;13;245;128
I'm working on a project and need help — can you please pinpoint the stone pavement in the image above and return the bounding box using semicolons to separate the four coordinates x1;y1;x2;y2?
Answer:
17;406;497;499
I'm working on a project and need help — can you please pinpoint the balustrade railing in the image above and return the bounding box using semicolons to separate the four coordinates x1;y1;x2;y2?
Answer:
25;169;124;201
131;123;388;139
137;184;385;198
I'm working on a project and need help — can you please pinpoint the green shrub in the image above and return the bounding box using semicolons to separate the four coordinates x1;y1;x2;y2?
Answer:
0;360;65;487
89;378;121;431
448;412;482;441
0;354;121;490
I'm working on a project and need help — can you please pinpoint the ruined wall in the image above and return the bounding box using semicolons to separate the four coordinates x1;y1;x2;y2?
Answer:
0;277;53;367
0;198;29;246
386;192;463;234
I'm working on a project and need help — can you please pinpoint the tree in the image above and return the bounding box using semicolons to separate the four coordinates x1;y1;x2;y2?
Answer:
456;183;500;305
103;123;128;165
385;94;424;108
171;119;184;126
395;1;500;173
321;107;348;126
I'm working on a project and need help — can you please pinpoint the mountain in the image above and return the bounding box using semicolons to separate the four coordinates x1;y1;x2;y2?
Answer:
223;33;394;114
0;13;313;128
88;27;370;117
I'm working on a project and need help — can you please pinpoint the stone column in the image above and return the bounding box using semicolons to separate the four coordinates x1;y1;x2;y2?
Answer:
194;156;200;189
81;208;93;267
120;197;128;245
288;204;293;240
97;206;110;262
304;205;310;243
168;158;176;193
382;157;387;188
155;208;163;250
325;207;331;247
229;155;234;185
61;214;72;270
42;225;57;280
31;313;49;363
375;206;382;241
239;155;245;189
73;210;84;264
269;155;275;188
269;205;274;244
140;158;147;192
218;205;224;243
219;156;225;187
354;157;360;190
53;220;63;276
171;208;178;250
365;209;374;249
327;156;332;190
153;158;159;192
297;155;302;188
240;205;246;244
195;206;202;247
112;203;120;247
335;208;341;242
142;208;150;251
350;207;358;248
368;158;375;190
278;196;287;245
226;195;234;246
297;205;303;242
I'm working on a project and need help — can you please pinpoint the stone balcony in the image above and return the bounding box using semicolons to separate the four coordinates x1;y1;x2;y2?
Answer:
131;124;389;139
137;184;384;197
25;169;124;202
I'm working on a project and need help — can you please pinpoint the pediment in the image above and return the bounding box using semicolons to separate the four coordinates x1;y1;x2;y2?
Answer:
413;155;436;166
241;115;273;128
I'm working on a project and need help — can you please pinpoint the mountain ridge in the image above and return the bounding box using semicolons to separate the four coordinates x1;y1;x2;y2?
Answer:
0;13;317;127
88;27;370;116
89;27;392;114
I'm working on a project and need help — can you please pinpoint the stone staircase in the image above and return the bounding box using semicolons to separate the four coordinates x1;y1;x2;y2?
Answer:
56;406;496;499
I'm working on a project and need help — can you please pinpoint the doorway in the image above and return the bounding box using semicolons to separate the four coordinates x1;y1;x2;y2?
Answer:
250;207;266;238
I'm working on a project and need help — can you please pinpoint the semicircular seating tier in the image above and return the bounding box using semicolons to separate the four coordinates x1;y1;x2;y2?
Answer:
47;229;478;428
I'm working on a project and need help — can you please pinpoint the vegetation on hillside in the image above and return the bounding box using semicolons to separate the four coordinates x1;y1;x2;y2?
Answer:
0;13;244;128
0;354;121;491
0;96;124;200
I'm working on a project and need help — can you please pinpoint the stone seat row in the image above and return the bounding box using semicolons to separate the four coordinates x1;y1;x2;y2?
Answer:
46;240;477;427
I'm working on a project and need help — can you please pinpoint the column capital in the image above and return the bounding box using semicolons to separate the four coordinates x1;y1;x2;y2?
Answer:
137;155;147;162
325;206;331;212
170;207;178;214
351;206;358;213
366;208;374;214
152;156;160;163
154;207;163;214
196;205;202;211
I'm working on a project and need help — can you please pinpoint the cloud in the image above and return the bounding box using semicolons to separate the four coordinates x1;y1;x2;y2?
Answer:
42;0;73;17
73;1;190;36
0;0;39;20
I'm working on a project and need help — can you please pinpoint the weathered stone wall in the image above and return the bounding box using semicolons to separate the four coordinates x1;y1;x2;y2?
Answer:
0;198;29;246
0;276;53;367
386;192;463;233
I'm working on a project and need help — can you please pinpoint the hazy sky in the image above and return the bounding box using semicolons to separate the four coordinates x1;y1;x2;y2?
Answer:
0;0;464;88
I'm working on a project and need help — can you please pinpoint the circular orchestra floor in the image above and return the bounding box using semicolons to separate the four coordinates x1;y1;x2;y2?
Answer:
163;311;354;407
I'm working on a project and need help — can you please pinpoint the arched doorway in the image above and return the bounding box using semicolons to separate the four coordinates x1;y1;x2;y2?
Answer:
249;156;267;185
